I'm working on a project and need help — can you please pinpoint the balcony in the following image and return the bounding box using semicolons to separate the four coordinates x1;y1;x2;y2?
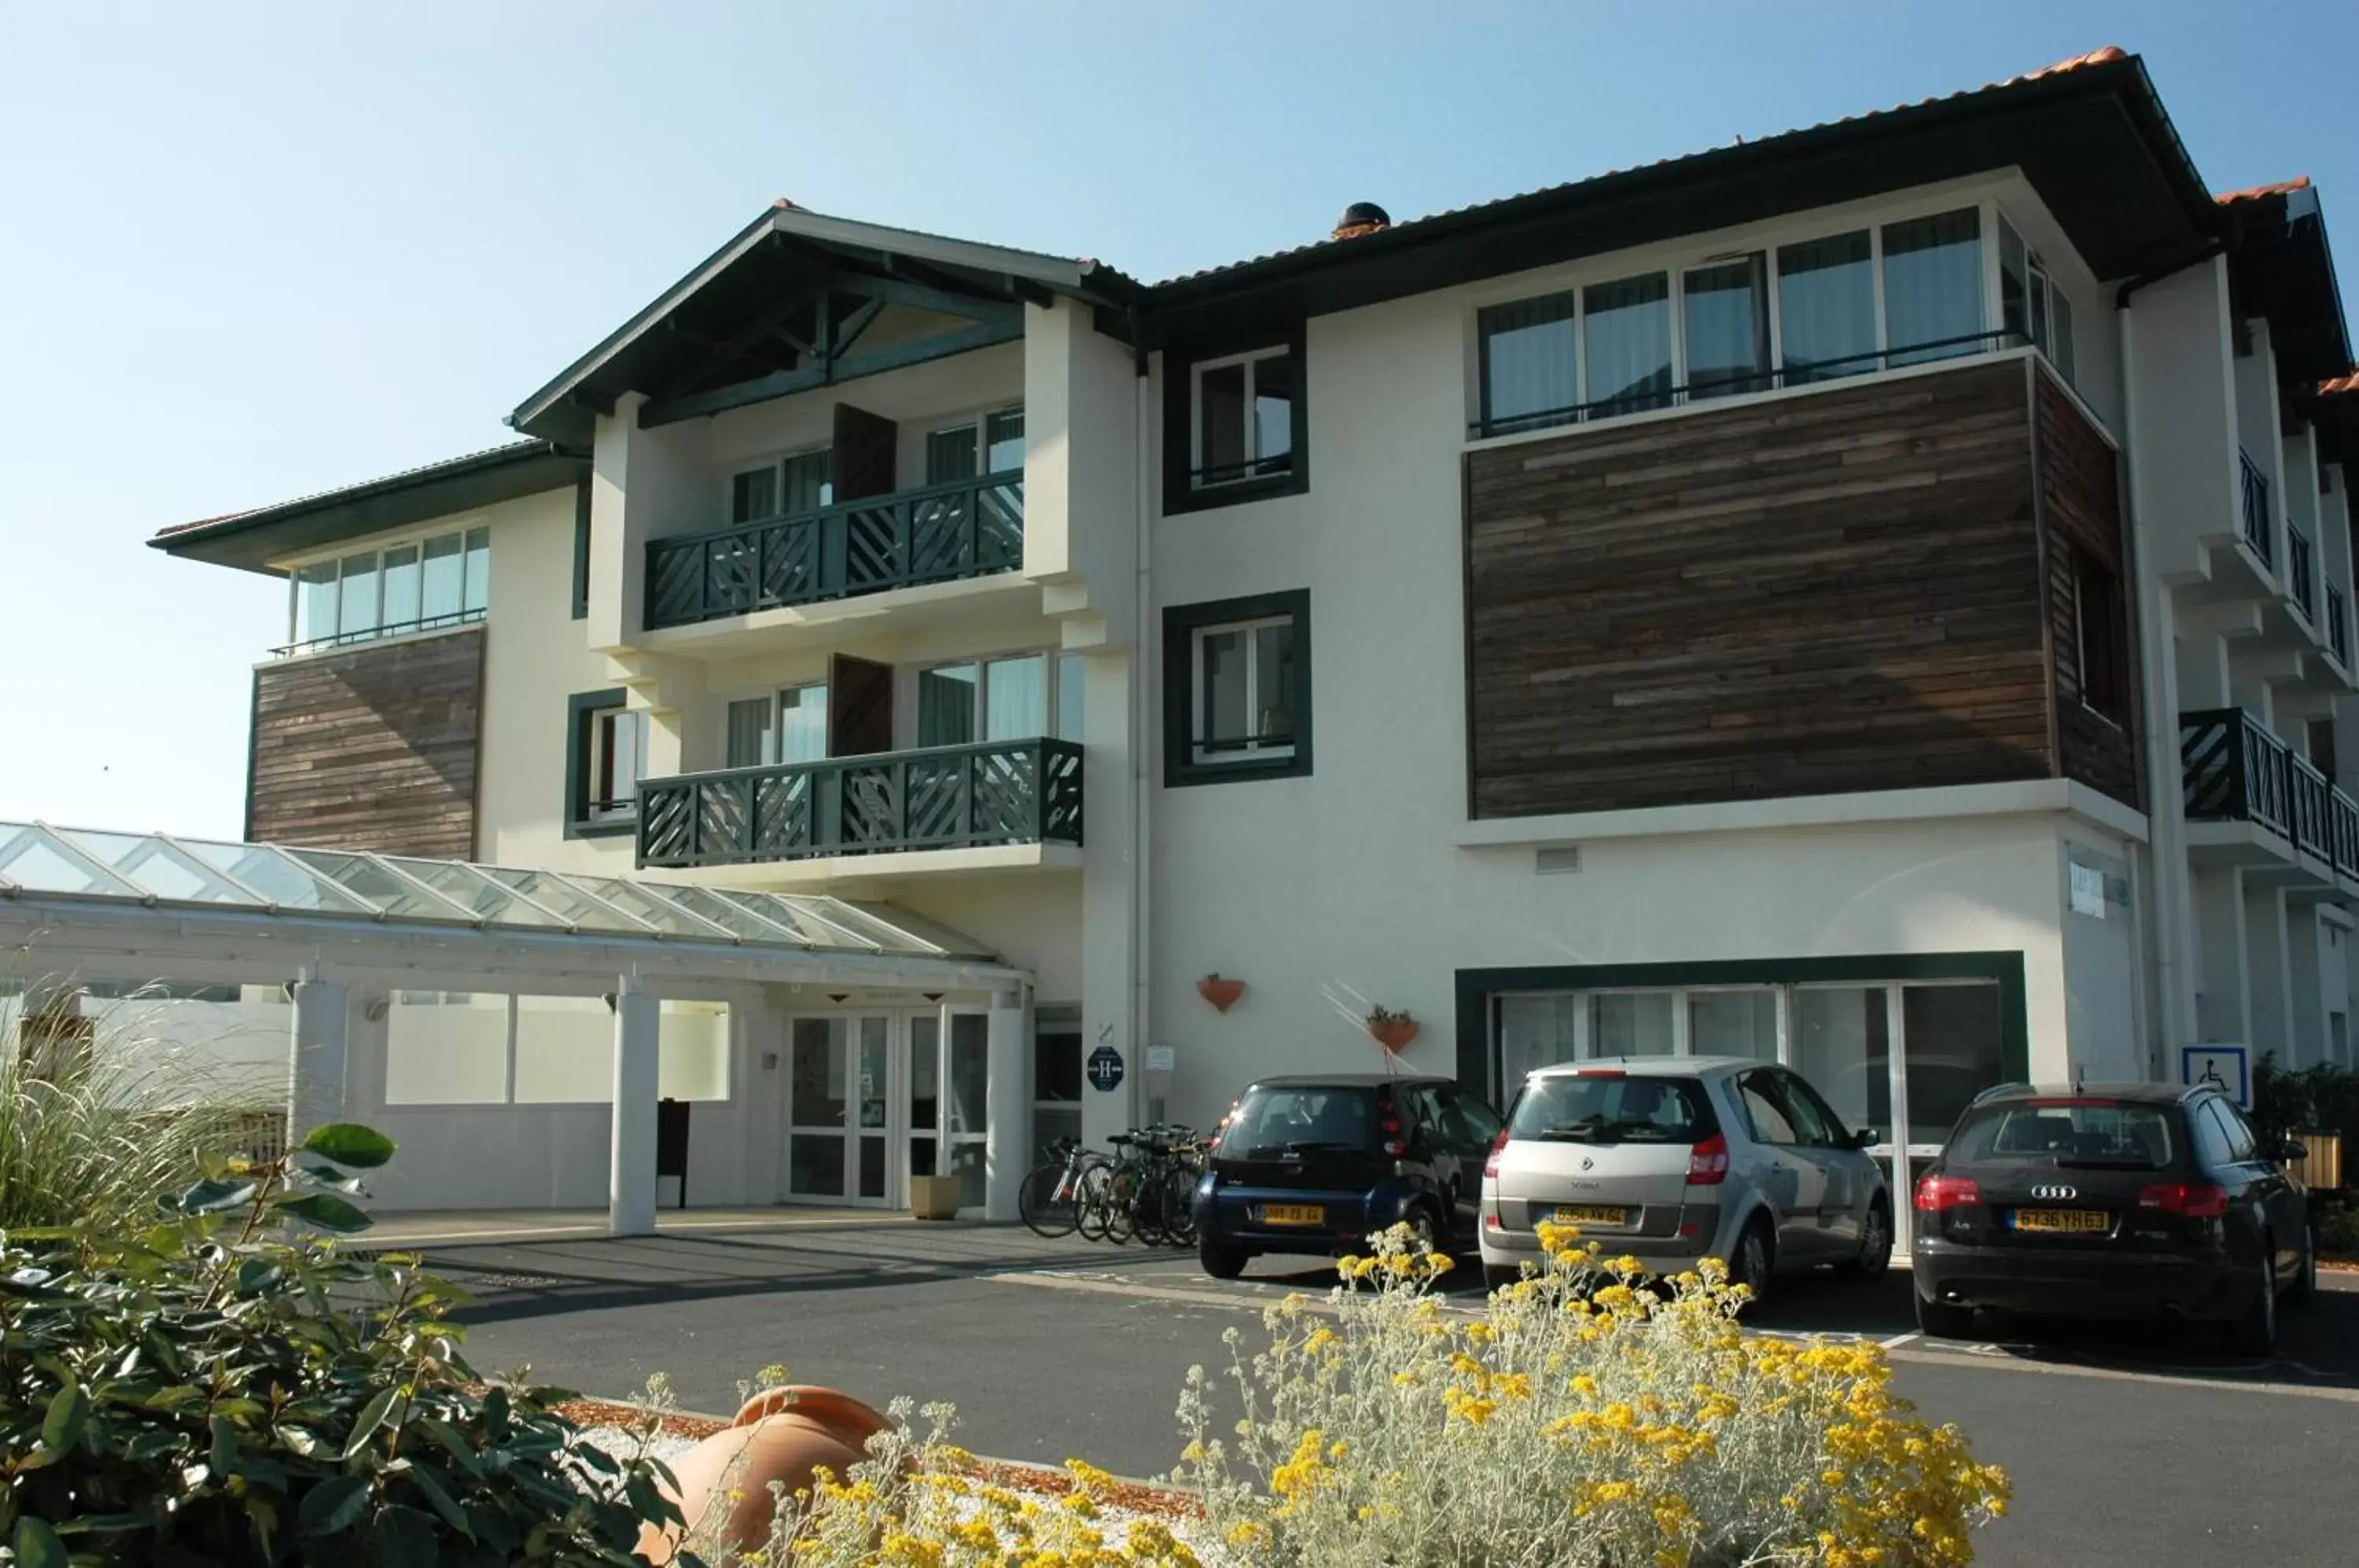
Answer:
2181;707;2359;880
2239;450;2273;567
636;738;1082;872
643;472;1023;631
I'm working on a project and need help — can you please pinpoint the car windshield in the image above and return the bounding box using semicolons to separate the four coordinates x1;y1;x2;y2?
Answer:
1223;1087;1378;1159
1948;1101;2174;1169
1507;1075;1711;1143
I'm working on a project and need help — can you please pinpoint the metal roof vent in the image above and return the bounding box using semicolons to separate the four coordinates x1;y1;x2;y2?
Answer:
1332;201;1391;242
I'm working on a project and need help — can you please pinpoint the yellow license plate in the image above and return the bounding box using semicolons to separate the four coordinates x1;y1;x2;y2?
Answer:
1552;1205;1631;1227
1262;1204;1325;1226
2010;1209;2110;1234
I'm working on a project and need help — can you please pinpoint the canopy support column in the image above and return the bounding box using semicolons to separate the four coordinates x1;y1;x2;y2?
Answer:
610;976;660;1236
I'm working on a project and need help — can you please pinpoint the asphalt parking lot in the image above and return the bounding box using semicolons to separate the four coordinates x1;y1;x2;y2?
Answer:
428;1220;2359;1568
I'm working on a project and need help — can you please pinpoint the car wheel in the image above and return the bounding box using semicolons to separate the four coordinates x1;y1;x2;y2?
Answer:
2288;1223;2317;1306
1404;1205;1441;1259
1840;1201;1893;1279
1730;1217;1774;1309
1198;1235;1249;1280
1914;1292;1974;1340
2229;1242;2279;1358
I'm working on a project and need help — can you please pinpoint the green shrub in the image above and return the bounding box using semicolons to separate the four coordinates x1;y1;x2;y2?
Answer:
0;1123;697;1567
0;994;282;1239
2318;1202;2359;1256
2251;1055;2359;1152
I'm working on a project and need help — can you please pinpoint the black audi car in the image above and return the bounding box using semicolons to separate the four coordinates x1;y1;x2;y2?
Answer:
1912;1082;2314;1353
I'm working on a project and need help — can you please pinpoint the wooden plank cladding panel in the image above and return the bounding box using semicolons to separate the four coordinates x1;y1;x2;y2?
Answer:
246;628;484;859
1466;361;2054;818
2035;370;2142;811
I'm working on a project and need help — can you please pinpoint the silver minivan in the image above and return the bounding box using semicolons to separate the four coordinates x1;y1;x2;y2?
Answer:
1478;1057;1893;1299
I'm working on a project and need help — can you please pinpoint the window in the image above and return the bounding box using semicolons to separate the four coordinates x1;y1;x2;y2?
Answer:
1583;271;1673;415
731;448;834;524
1999;215;2078;386
1735;1070;1801;1145
1681;254;1769;399
1032;1005;1082;1166
725;683;830;769
1191;348;1294;489
565;688;643;837
1478;290;1578;434
285;524;490;653
572;480;592;620
1507;1074;1713;1142
2073;547;2129;723
1776;230;1876;383
1164;591;1312;786
1882;208;1983;365
2210;1099;2258;1162
916;652;1082;748
926;408;1025;484
1772;1069;1846;1148
2189;1100;2237;1169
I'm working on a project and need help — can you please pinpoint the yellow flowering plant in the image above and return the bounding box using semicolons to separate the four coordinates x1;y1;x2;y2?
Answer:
1172;1221;2008;1567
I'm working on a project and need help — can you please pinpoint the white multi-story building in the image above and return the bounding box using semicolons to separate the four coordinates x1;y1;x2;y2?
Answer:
148;46;2359;1239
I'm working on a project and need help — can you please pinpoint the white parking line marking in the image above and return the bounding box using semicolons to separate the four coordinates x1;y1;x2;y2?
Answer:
1880;1331;1922;1349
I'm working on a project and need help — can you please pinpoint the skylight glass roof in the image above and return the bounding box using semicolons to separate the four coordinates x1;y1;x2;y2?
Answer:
0;822;998;963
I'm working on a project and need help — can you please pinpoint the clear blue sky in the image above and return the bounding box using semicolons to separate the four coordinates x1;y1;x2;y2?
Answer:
3;2;2355;841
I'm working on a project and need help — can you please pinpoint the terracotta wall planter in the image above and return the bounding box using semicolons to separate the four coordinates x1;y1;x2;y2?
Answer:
638;1386;894;1562
1369;1018;1420;1053
1197;976;1246;1013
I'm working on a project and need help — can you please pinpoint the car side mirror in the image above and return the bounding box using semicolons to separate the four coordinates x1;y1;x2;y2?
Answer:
2277;1138;2309;1163
1852;1128;1881;1150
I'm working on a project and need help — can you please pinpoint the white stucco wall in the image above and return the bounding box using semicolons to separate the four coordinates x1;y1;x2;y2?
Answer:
2125;259;2239;585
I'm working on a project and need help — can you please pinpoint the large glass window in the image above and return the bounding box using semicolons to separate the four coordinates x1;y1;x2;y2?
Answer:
421;533;465;620
381;544;422;630
1999;214;2077;387
288;525;486;654
1776;230;1876;383
731;463;779;524
926;408;1025;485
1593;992;1676;1057
1688;988;1777;1060
1794;986;1891;1137
295;562;340;646
726;683;828;768
1032;1007;1083;1167
1479;291;1578;435
1681;255;1769;399
1882;208;1984;364
1583;272;1673;415
336;553;380;638
726;698;773;770
1191;348;1293;488
1900;983;2004;1139
1194;617;1297;766
570;696;644;826
919;653;1076;749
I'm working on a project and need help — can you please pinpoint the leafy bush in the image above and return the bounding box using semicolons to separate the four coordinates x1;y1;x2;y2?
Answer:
1173;1226;2007;1568
2318;1202;2359;1256
0;1123;696;1567
2250;1055;2359;1152
0;992;281;1239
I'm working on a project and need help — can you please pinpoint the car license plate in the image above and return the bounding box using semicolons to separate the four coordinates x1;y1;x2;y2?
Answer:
2008;1209;2110;1235
1261;1204;1324;1227
1551;1205;1630;1227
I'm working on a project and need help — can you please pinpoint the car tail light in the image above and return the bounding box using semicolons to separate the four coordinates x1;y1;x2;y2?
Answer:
1378;1091;1406;1158
1482;1128;1510;1181
1913;1174;1980;1212
1685;1133;1729;1186
2139;1181;2228;1218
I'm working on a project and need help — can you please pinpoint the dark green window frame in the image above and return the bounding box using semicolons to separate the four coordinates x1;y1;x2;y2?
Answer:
571;480;591;620
1161;321;1308;516
564;687;636;841
1451;952;2029;1106
1162;590;1312;787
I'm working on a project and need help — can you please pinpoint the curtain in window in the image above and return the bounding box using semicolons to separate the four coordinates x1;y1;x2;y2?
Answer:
296;563;339;643
1882;208;1983;365
1682;255;1768;399
1256;623;1297;743
462;528;491;614
1196;363;1247;477
984;410;1025;474
337;554;380;636
918;666;978;747
380;546;421;630
778;683;829;764
421;534;464;620
1054;652;1086;743
733;466;779;523
1480;291;1577;432
726;698;773;769
1250;353;1293;470
1583;273;1673;414
1197;629;1249;750
1776;231;1876;383
1997;218;2030;346
926;426;979;484
983;654;1047;741
782;450;833;511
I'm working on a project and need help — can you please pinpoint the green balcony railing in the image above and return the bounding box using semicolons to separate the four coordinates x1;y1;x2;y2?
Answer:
636;738;1082;870
644;472;1023;630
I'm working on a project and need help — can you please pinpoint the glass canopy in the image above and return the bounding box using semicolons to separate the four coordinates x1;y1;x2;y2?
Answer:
0;821;995;962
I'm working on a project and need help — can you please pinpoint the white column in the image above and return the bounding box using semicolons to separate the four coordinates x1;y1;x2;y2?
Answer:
983;988;1029;1223
288;975;351;1148
610;977;660;1236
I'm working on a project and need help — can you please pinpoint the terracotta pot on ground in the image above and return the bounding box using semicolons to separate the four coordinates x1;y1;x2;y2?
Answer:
1370;1018;1420;1053
636;1386;894;1563
1197;975;1246;1013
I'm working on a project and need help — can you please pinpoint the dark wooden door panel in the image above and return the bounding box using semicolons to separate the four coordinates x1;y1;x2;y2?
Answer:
1464;360;2058;819
828;653;896;756
832;403;899;501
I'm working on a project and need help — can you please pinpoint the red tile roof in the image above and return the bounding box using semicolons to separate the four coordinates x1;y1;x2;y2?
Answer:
2320;372;2359;396
2218;176;2313;205
1154;46;2133;286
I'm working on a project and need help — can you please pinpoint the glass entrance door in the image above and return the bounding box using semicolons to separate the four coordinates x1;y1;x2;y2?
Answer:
788;1015;894;1205
907;1009;992;1213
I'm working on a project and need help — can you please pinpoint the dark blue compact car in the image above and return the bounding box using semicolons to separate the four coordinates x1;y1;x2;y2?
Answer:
1193;1073;1503;1279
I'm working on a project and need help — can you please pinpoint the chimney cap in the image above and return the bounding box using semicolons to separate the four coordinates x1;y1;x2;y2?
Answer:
1332;201;1392;241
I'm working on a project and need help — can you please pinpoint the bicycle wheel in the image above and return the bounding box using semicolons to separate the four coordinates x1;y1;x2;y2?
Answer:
1157;1164;1198;1247
1103;1167;1138;1244
1073;1161;1113;1242
1018;1158;1080;1239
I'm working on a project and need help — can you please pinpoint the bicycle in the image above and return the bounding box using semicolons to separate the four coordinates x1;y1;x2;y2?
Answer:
1102;1124;1205;1247
1017;1136;1108;1239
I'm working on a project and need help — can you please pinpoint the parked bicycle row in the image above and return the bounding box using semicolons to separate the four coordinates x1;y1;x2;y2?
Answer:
1018;1124;1207;1247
